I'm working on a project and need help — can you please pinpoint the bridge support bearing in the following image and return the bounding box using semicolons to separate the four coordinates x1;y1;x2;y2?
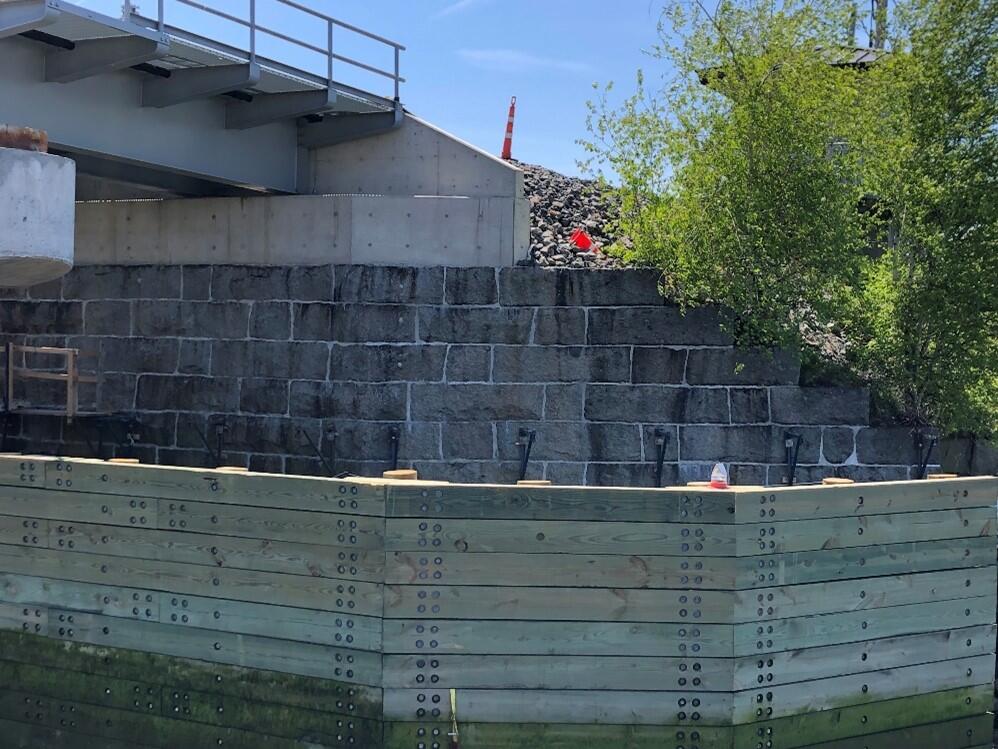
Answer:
0;146;75;287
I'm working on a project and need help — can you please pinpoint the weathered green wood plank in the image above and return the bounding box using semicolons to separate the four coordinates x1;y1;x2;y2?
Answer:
383;653;733;690
0;688;357;748
0;488;158;529
383;618;733;657
734;566;997;623
385;536;993;590
733;685;993;749
384;693;993;749
0;573;382;650
734;477;998;522
381;626;995;692
0;630;383;719
731;624;995;689
741;508;994;555
731;654;993;723
387;483;736;523
384;721;732;749
734;595;996;655
385;583;732;622
0;659;384;744
0;605;382;685
384;567;994;623
739;536;995;588
0;515;49;548
0;717;158;749
384;686;733;724
29;456;388;516
796;716;992;749
0;543;382;615
42;516;383;582
386;517;737;555
158;498;385;548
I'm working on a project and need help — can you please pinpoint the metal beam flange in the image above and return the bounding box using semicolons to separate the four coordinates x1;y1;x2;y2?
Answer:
45;34;170;83
0;0;59;40
225;88;337;130
299;102;404;148
142;62;261;108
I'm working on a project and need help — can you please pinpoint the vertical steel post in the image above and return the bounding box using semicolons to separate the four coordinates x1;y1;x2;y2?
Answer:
157;0;164;30
327;19;334;85
249;0;256;63
394;46;400;100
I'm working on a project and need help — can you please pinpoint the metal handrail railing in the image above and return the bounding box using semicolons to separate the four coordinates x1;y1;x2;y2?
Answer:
134;0;405;100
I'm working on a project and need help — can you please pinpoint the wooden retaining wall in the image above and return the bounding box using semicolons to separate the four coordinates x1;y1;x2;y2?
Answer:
0;454;994;748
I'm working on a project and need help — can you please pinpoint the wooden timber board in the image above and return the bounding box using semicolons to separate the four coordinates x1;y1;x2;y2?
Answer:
384;536;994;590
0;512;384;582
382;655;993;724
0;630;382;719
382;567;995;623
0;573;382;651
0;455;387;516
383;476;997;523
0;543;382;616
379;625;994;690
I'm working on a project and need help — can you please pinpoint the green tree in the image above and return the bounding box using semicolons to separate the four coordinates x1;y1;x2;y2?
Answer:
857;0;997;433
584;0;997;434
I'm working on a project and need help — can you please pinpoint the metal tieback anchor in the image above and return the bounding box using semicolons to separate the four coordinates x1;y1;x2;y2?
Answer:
784;432;803;486
653;427;671;487
914;430;938;480
388;426;401;471
515;427;536;482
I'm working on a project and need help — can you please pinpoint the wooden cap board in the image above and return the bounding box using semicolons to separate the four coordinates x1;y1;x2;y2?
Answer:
928;473;959;479
383;469;418;480
822;477;856;485
107;458;140;464
517;480;552;486
216;466;249;472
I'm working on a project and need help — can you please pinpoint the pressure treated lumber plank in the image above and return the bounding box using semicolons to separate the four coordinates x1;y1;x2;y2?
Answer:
387;483;736;523
385;583;732;622
383;687;734;724
0;689;350;749
386;517;737;555
0;515;49;548
383;618;733;657
0;573;382;651
158;498;384;548
43;516;383;582
385;536;993;590
0;630;383;719
0;544;382;615
383;653;733;690
0;717;157;749
33;456;387;515
739;536;994;588
733;595;996;655
734;566;997;623
732;685;993;749
731;624;995;689
731;654;994;723
0;606;382;685
0;659;384;744
382;626;995;692
796;715;992;749
733;477;998;522
741;507;994;555
0;488;158;529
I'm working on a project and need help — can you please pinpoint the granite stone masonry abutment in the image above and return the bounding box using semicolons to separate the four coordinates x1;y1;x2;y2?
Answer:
0;265;937;485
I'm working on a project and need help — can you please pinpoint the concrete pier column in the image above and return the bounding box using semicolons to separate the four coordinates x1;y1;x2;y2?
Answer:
0;146;75;286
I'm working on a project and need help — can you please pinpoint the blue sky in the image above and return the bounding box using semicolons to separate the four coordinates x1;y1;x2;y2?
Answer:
81;0;666;176
337;0;665;175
